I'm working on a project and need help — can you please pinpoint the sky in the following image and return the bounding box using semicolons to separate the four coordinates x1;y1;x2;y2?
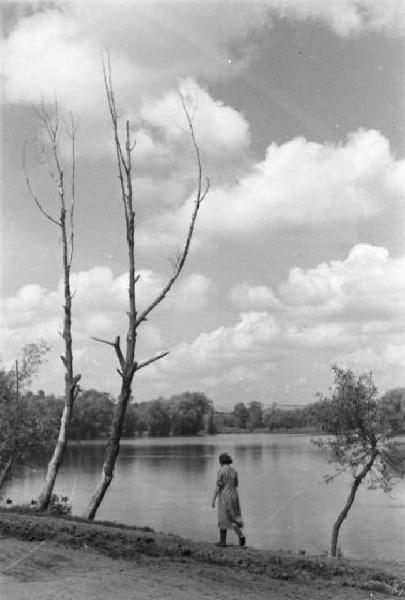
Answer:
1;0;405;409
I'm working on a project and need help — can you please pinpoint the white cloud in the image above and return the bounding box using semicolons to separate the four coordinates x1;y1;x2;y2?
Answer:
280;243;405;322
230;282;283;311
159;311;280;377
3;0;403;120
0;264;212;393
1;10;136;114
1;1;266;112
170;273;213;311
264;0;405;37
2;244;405;401
149;243;405;395
156;129;405;242
141;78;250;156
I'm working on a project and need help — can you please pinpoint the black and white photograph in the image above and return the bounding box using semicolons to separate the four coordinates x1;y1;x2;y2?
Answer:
1;1;405;598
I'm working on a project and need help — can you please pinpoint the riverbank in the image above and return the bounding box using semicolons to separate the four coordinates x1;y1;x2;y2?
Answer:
0;510;404;599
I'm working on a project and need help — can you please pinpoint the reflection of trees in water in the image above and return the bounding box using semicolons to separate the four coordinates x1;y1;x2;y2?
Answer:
65;444;106;471
66;443;218;476
234;444;264;464
122;444;212;475
135;445;209;474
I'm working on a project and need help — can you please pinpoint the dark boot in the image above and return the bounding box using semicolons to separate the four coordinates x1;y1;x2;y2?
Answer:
215;529;227;547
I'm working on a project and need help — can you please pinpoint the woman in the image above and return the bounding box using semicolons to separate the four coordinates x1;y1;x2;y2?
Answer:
211;452;246;547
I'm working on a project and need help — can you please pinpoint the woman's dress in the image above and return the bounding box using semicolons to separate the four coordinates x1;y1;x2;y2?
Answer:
216;465;243;530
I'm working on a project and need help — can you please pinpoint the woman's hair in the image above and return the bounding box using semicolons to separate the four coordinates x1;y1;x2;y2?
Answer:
219;452;233;465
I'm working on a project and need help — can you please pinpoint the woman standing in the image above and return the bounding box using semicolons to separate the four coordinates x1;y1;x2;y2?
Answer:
211;452;246;547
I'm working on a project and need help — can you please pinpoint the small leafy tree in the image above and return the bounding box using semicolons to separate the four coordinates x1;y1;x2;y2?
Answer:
315;366;404;557
0;341;50;489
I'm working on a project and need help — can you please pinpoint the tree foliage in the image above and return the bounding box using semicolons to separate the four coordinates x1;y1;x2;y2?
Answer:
314;366;404;556
380;388;405;434
0;341;51;489
170;392;211;436
233;402;249;429
247;401;263;429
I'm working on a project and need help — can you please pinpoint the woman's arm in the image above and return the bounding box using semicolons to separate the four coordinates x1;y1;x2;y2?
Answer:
212;469;223;507
211;485;220;508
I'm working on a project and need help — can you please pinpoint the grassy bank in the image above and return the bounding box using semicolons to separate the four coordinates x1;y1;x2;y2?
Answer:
0;508;404;597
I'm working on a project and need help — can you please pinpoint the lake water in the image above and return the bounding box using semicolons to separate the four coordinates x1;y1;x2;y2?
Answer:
3;433;405;560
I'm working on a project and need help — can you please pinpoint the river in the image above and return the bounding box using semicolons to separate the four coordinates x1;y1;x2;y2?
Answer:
3;433;405;560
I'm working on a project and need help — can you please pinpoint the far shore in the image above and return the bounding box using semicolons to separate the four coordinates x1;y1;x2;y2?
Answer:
66;429;405;445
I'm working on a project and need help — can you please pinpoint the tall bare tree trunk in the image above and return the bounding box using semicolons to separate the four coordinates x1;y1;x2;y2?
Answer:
38;221;80;508
85;377;134;519
84;56;209;520
330;449;378;556
24;107;81;511
0;456;14;490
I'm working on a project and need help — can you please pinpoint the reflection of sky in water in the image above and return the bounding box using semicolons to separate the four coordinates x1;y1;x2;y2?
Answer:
3;433;405;560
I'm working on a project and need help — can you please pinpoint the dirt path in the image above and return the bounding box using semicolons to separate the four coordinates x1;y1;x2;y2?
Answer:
0;537;396;600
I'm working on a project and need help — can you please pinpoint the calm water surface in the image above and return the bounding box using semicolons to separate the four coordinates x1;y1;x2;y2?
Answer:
4;433;405;560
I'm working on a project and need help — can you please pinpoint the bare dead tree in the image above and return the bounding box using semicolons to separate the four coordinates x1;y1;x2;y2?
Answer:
24;103;81;510
83;56;209;520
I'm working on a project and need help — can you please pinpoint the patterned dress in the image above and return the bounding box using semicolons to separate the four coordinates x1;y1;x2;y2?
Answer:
216;465;243;530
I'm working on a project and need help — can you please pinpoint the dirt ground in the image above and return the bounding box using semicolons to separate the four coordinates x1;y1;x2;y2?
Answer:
0;510;404;599
0;537;394;600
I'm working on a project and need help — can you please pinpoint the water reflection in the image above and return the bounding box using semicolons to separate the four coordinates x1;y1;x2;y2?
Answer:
3;433;405;561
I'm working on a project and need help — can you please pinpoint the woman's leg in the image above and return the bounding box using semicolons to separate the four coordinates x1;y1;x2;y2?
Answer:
233;523;246;547
215;528;227;546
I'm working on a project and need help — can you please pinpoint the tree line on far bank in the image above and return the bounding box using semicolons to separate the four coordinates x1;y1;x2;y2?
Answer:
2;375;404;453
220;392;405;435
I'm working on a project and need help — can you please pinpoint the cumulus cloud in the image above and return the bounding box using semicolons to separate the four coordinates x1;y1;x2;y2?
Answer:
264;0;405;37
160;311;280;376
153;129;405;243
141;78;250;157
1;1;266;112
3;0;403;118
0;264;213;393
150;244;405;396
280;244;405;322
1;4;253;170
1;10;136;114
2;244;405;400
230;282;283;311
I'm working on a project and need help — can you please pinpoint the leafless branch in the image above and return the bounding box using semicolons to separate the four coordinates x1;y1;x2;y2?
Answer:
91;335;125;371
324;466;346;483
23;142;60;227
134;351;169;373
135;93;209;327
91;336;116;347
102;52;129;223
113;335;126;371
68;112;78;267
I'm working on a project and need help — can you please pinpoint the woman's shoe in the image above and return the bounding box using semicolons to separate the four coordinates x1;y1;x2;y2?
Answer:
215;541;227;547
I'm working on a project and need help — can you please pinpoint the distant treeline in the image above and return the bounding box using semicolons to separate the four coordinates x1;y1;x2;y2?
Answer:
11;387;405;445
20;389;213;441
222;392;405;433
